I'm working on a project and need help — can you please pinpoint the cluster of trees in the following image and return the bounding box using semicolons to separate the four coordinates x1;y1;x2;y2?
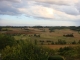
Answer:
35;39;80;45
34;34;40;37
63;34;74;37
69;26;80;31
32;26;43;28
55;39;66;45
49;29;54;32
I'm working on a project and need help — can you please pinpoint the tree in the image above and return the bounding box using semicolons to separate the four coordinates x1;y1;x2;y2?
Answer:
40;40;44;45
57;39;66;45
51;41;54;45
37;34;40;37
46;40;52;45
72;41;76;44
34;34;36;37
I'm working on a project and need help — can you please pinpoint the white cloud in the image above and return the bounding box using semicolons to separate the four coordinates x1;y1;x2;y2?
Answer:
18;4;80;20
18;5;54;19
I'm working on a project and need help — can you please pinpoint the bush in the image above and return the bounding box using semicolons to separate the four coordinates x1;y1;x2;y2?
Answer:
57;39;66;45
72;41;76;44
48;55;64;60
0;34;16;50
1;40;51;60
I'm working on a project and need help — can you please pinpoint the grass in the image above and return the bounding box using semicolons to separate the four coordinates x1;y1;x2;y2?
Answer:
1;28;80;49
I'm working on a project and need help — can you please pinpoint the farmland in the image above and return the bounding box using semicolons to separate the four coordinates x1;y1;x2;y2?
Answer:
0;26;80;49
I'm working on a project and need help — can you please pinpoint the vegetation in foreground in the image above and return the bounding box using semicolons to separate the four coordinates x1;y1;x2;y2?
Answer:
0;34;80;60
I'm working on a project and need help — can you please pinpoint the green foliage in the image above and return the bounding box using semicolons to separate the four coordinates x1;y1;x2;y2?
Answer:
71;41;76;44
49;28;54;32
51;41;54;45
55;39;66;45
1;40;55;60
0;34;16;50
63;34;74;37
48;55;64;60
40;40;44;45
58;46;80;60
1;34;80;60
34;34;40;37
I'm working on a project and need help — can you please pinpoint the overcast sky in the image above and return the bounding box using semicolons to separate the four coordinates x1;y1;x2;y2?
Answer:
0;0;80;26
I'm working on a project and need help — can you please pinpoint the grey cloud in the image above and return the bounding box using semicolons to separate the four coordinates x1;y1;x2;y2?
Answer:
0;1;21;15
27;0;79;5
76;1;80;13
57;6;80;15
0;0;21;3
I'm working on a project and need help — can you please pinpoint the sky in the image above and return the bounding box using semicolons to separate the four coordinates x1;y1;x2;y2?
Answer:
0;0;80;26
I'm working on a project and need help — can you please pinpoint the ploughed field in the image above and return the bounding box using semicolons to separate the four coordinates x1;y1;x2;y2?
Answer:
0;27;80;49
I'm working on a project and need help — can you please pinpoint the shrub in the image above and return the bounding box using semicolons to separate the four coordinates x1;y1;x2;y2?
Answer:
48;55;64;60
0;34;16;50
1;40;51;60
72;41;76;44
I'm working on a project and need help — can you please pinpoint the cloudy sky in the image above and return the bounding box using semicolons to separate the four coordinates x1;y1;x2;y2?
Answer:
0;0;80;26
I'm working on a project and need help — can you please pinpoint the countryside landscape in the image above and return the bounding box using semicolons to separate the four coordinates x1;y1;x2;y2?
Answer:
1;0;80;60
0;26;80;60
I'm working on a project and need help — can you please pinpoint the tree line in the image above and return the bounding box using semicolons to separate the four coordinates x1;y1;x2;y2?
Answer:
35;39;80;45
